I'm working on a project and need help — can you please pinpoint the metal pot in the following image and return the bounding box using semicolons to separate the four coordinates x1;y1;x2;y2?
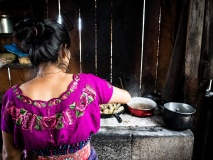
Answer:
127;97;157;117
161;102;196;131
0;15;14;33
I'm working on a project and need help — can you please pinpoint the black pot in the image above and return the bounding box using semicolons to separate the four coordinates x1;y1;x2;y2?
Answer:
161;102;196;131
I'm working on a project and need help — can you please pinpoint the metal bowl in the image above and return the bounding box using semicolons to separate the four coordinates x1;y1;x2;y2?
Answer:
127;97;157;117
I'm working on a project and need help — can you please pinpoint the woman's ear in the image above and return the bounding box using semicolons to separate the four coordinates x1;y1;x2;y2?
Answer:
61;48;66;58
61;44;68;58
61;44;71;61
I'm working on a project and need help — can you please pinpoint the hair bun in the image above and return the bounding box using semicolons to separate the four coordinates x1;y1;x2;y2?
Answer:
31;20;46;38
13;18;71;66
13;18;47;51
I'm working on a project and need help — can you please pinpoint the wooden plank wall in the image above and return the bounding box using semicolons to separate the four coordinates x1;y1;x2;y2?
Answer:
157;0;179;94
141;0;160;96
162;0;187;102
187;0;213;159
96;0;111;81
0;0;184;97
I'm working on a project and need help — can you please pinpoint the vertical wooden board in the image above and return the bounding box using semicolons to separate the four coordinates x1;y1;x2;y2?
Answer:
9;68;25;86
69;27;80;74
31;0;46;19
5;37;13;45
0;37;13;52
112;0;143;91
122;0;143;96
156;0;178;94
96;0;111;81
184;1;206;157
42;0;48;19
79;0;95;74
162;0;189;101
141;0;160;95
202;0;213;79
0;38;7;52
60;0;80;74
185;0;205;78
111;0;127;87
0;68;10;94
0;38;4;52
47;0;58;20
207;0;213;79
0;68;25;94
200;0;209;79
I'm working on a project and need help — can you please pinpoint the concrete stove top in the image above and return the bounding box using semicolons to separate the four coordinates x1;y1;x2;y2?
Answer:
93;108;195;160
100;109;163;127
100;108;193;136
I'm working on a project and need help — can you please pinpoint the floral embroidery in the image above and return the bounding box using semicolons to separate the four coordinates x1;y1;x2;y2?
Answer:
69;84;96;117
12;74;80;108
35;116;43;130
41;114;63;129
73;101;85;117
34;114;64;130
7;74;99;131
63;109;75;125
22;113;36;130
82;85;96;103
7;106;68;131
69;102;84;117
7;106;27;125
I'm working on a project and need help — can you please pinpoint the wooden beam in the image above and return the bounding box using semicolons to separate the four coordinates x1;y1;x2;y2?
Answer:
162;0;189;101
185;0;205;78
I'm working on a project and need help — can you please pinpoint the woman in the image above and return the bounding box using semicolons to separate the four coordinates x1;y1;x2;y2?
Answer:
1;18;131;160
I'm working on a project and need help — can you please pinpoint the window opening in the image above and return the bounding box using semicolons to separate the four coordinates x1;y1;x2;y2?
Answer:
155;8;161;92
110;0;113;83
95;0;98;75
78;8;82;73
140;0;146;89
57;0;62;24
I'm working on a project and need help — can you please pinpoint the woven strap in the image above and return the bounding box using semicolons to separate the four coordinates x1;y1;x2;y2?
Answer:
36;142;91;160
25;136;91;159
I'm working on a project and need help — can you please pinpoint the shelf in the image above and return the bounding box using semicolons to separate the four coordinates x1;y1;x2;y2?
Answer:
0;33;13;38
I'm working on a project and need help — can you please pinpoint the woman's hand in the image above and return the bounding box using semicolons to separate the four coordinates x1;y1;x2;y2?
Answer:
2;131;22;160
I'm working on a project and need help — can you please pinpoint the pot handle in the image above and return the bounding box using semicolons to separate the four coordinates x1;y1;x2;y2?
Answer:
157;105;164;110
113;113;122;123
157;99;167;114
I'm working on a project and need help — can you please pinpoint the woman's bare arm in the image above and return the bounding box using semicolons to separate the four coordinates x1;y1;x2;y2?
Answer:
2;131;22;160
108;86;131;104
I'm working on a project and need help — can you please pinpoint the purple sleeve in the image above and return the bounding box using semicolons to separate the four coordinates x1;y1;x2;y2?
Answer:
1;88;14;134
86;74;113;104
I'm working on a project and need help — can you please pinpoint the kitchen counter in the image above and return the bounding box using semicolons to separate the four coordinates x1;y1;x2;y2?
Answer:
91;108;194;160
100;110;163;127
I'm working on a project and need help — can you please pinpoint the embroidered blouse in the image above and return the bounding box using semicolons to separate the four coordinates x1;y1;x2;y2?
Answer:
1;73;113;151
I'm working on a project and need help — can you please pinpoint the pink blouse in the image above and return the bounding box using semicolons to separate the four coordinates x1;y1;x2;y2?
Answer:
1;73;113;151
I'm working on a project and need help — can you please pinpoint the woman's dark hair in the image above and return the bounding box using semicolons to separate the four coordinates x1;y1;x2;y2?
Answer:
13;18;71;67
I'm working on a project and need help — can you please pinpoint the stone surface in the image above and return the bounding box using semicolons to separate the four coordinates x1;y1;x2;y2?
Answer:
132;129;194;160
91;132;132;160
91;109;194;160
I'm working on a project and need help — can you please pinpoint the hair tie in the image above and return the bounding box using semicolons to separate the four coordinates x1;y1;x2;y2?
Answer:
32;27;38;36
